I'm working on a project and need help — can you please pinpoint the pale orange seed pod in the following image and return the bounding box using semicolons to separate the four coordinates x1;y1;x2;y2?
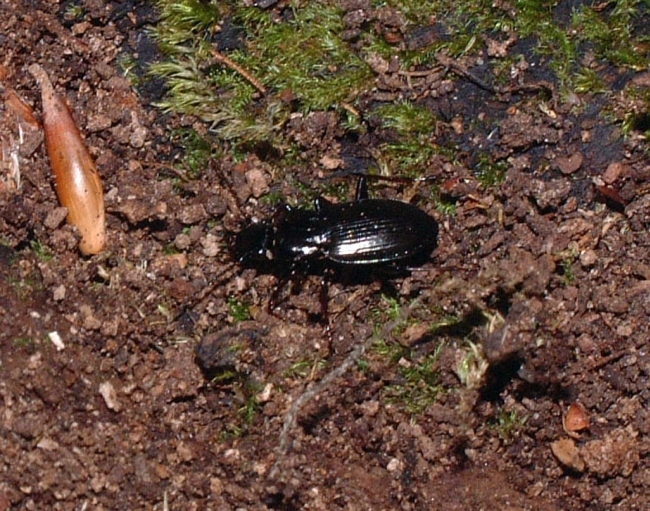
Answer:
28;64;106;255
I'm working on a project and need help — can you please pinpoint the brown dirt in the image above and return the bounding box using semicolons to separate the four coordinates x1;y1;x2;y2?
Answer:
1;1;650;510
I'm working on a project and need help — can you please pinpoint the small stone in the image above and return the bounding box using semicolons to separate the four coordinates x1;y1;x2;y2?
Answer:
47;331;65;351
581;426;639;477
551;438;585;472
99;381;121;412
174;233;192;250
210;478;223;496
555;152;583;174
86;113;113;133
52;284;66;301
201;233;220;257
579;249;598;268
44;207;68;230
71;21;91;35
386;457;404;472
359;400;380;416
176;442;194;462
319;154;342;170
179;204;208;225
36;437;60;450
245;168;269;198
602;162;626;184
256;383;274;403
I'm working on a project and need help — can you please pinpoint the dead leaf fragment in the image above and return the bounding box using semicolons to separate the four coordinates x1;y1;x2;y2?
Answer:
4;89;40;128
563;402;590;438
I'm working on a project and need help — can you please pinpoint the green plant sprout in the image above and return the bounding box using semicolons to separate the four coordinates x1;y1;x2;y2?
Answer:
493;408;529;442
284;358;328;379
455;340;489;390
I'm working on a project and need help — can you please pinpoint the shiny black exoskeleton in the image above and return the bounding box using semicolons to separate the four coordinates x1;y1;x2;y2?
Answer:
234;177;438;286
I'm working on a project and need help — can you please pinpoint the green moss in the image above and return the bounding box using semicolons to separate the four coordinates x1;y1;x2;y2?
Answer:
227;296;252;322
370;102;439;176
374;101;437;136
117;53;141;85
30;239;53;263
370;294;403;332
369;295;445;416
435;195;457;216
63;4;85;21
473;154;507;187
259;189;286;208
149;0;650;199
151;0;373;153
239;392;260;425
455;340;489;389
14;336;35;348
242;4;372;110
152;0;222;54
557;250;578;286
573;68;607;94
169;128;218;178
151;0;650;131
380;342;445;416
319;180;352;203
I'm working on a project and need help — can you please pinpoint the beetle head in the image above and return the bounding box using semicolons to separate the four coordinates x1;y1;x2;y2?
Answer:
233;222;275;268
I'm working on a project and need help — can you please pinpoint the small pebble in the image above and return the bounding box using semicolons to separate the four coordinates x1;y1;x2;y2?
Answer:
44;207;68;229
99;381;121;412
556;152;583;174
579;249;598;267
52;284;66;301
245;168;269;198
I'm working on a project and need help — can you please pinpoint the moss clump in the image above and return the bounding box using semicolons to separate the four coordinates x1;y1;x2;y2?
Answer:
378;341;445;416
150;0;650;182
150;1;373;153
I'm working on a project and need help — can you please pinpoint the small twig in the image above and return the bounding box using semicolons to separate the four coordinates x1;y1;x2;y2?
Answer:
211;49;267;95
397;69;441;78
143;161;192;182
268;334;375;479
500;81;555;95
434;52;554;97
435;53;496;93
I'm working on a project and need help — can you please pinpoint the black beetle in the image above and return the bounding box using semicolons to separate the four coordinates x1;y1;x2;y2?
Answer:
234;177;439;315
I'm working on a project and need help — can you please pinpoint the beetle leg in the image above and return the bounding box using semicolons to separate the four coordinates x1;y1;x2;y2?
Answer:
315;196;334;213
268;275;289;314
317;269;333;323
355;175;369;201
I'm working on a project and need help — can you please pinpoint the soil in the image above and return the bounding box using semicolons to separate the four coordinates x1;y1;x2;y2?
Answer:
1;1;650;510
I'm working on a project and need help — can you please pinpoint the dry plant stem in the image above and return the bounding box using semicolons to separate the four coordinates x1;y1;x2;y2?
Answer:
435;52;554;96
434;53;496;93
211;49;267;95
268;333;375;480
28;64;106;255
4;89;41;128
